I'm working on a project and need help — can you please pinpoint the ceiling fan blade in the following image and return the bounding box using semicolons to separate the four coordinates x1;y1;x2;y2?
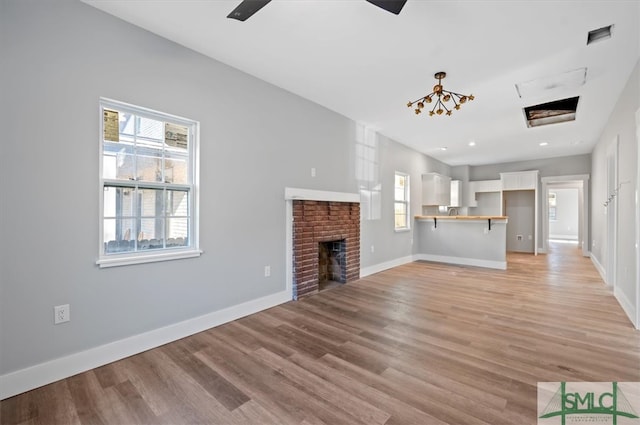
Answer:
227;0;272;21
365;0;407;15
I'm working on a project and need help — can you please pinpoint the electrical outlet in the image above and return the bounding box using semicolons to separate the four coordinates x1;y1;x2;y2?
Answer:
54;304;70;324
311;167;316;177
517;235;523;241
264;265;271;277
483;227;489;234
370;245;375;253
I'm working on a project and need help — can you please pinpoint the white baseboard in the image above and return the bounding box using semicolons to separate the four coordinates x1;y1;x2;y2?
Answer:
415;254;507;270
0;290;291;400
590;254;637;329
590;253;607;284
549;235;579;241
614;287;638;329
360;255;415;277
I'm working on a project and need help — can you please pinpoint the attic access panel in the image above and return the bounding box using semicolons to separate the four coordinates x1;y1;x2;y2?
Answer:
523;96;579;128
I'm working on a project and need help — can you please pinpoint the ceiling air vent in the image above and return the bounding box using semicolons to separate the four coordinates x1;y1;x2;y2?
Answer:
523;96;579;128
587;25;613;45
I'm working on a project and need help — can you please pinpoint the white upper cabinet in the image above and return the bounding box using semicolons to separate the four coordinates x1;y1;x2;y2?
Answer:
500;170;539;191
422;173;451;206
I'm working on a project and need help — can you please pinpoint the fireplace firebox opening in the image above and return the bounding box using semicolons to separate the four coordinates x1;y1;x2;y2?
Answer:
318;239;346;291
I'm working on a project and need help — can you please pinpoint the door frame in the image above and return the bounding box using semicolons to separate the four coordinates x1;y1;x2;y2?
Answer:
635;108;640;328
541;175;590;257
606;136;619;289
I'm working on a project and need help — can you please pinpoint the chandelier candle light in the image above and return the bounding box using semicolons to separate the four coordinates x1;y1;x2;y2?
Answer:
408;72;475;116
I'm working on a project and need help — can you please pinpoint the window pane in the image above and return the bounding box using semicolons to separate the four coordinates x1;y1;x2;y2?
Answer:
139;188;164;217
395;202;407;229
136;146;163;182
138;218;164;249
104;186;135;218
166;218;189;243
164;153;188;184
165;124;189;152
167;190;189;217
136;116;163;140
103;142;134;180
119;112;135;135
394;174;407;201
103;218;136;254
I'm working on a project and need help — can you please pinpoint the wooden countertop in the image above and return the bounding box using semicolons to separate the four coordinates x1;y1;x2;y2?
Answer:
415;215;508;220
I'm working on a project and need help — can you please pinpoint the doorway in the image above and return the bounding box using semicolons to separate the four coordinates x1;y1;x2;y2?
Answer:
541;175;589;257
548;187;580;240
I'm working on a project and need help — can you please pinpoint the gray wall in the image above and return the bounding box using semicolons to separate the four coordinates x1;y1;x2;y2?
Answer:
469;154;592;181
549;188;579;240
591;58;639;321
0;0;444;376
473;192;502;216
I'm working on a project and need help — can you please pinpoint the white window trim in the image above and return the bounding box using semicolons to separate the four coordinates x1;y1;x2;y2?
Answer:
394;171;411;232
394;227;411;233
96;98;201;268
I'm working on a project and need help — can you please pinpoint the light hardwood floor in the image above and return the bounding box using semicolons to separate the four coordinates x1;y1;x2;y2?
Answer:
2;242;639;424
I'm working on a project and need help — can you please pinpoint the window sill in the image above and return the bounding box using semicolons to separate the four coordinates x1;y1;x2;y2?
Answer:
394;227;411;233
96;249;202;268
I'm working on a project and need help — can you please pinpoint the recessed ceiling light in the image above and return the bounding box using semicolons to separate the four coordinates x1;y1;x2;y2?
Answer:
539;142;549;146
468;141;476;147
571;140;583;145
440;147;448;151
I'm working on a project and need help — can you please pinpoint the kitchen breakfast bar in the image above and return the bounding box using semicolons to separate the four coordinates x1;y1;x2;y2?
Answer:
414;215;508;270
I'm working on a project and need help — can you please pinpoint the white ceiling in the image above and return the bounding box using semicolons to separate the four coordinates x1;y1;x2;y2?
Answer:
84;0;639;166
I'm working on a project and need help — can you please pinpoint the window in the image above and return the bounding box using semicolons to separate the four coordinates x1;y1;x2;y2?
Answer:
97;98;200;268
394;172;410;231
548;192;557;221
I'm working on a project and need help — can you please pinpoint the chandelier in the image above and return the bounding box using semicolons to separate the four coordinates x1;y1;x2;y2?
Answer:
407;72;475;116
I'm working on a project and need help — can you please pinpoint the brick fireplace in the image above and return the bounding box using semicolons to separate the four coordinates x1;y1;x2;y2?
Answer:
292;200;360;299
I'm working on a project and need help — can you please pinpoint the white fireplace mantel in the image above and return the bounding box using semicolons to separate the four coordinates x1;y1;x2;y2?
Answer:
284;187;360;203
